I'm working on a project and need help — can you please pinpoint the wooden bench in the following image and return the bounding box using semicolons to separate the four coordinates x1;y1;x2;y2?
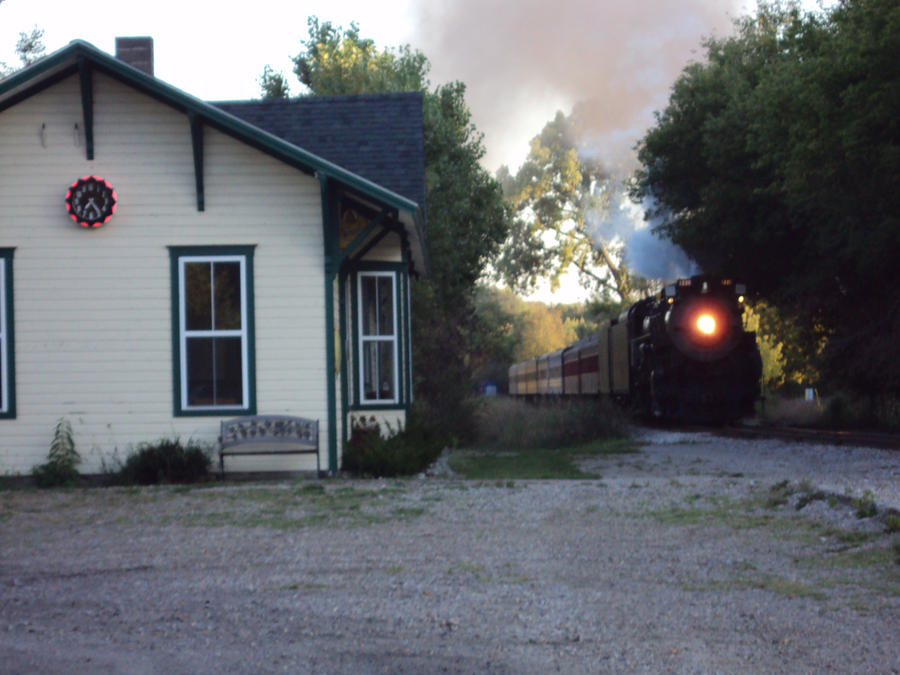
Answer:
219;415;319;476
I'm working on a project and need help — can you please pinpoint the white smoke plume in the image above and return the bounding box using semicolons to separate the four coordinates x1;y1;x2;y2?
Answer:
410;0;741;172
408;0;743;284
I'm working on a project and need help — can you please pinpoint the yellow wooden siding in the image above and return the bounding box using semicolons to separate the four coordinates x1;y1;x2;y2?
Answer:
0;72;336;474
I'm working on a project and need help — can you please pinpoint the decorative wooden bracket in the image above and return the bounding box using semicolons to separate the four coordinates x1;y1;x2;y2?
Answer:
189;112;205;212
77;57;94;160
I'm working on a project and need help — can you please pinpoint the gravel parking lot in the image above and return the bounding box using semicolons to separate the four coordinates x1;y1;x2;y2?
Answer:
1;429;899;674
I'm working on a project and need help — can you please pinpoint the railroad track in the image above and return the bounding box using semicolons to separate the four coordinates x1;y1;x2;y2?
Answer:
713;424;900;450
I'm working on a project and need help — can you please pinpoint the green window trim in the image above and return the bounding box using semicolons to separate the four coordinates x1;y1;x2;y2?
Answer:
0;249;15;419
169;246;256;417
349;262;411;412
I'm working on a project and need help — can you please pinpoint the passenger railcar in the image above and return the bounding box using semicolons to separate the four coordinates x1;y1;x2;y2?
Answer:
509;275;762;424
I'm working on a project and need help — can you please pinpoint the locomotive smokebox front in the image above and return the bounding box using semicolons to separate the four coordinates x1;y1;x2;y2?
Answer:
665;293;743;362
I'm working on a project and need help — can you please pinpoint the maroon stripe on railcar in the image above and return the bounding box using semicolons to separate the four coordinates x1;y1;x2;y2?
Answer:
578;354;599;374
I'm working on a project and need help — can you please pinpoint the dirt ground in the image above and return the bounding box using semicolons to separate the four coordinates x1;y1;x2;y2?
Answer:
1;430;899;673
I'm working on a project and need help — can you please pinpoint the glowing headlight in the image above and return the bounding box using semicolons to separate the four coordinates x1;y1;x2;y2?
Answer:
696;314;716;336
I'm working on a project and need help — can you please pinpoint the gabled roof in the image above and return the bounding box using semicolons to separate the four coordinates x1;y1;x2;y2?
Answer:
0;40;428;274
216;94;426;218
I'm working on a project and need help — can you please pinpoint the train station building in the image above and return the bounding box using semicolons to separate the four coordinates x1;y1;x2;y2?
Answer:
0;38;428;475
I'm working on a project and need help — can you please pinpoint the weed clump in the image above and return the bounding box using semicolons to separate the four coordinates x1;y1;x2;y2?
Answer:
32;418;81;488
854;490;878;519
765;479;794;508
110;438;212;485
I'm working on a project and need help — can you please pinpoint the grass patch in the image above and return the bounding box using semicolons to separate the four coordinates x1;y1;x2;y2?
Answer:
449;438;636;480
685;575;828;601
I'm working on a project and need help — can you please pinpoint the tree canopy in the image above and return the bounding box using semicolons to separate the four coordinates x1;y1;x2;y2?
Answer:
496;111;650;303
286;18;509;435
631;0;900;393
258;65;290;99
1;24;45;76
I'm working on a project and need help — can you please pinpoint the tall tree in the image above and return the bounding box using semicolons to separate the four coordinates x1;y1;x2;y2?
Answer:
292;18;509;436
294;18;428;95
632;0;900;393
257;64;290;99
496;112;645;303
1;23;46;77
15;26;45;66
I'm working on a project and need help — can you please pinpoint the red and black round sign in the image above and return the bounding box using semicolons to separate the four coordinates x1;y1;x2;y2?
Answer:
65;176;117;228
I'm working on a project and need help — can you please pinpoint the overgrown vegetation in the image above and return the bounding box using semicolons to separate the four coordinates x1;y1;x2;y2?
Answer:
759;391;900;431
472;396;628;451
445;397;633;480
31;418;81;488
107;438;212;485
342;410;444;478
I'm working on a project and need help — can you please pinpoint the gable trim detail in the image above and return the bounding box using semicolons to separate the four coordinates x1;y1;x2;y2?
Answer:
0;40;427;275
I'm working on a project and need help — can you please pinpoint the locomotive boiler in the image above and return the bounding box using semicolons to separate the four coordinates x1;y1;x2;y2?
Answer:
508;275;762;424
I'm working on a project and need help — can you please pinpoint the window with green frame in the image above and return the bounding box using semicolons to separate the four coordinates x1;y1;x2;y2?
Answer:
358;270;399;405
353;265;410;408
0;249;14;419
170;246;256;416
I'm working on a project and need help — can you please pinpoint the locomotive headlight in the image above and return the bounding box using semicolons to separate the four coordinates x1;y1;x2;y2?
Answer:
696;313;717;336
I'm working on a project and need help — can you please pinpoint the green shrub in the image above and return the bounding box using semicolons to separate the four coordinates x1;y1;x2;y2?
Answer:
472;397;627;450
112;438;212;485
342;411;443;478
32;418;81;488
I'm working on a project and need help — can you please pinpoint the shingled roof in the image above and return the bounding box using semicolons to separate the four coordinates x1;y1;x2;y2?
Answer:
215;93;427;215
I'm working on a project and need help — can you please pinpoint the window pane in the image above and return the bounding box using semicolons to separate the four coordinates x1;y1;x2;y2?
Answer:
377;277;394;336
0;349;4;409
186;337;214;405
184;263;211;330
214;337;243;404
213;262;242;330
363;341;378;400
378;342;395;399
361;276;377;336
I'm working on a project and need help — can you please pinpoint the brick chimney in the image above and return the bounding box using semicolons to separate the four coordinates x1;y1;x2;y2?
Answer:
115;37;154;76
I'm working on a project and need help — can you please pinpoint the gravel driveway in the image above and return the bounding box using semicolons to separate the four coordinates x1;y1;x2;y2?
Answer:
2;429;899;674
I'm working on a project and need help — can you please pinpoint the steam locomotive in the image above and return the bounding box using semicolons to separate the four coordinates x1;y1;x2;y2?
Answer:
508;275;762;424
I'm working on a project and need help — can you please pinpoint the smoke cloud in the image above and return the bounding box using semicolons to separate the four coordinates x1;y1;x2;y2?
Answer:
410;0;741;172
408;0;743;285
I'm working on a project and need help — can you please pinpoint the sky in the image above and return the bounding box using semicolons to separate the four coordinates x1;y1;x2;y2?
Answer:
0;0;829;302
